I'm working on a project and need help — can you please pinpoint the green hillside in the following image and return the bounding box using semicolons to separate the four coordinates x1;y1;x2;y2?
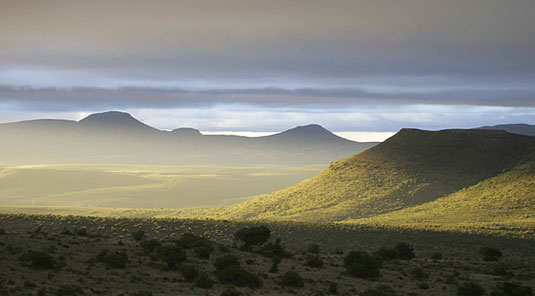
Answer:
347;160;535;234
199;129;535;222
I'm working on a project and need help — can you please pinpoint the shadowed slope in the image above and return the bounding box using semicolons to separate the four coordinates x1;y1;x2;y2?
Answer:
348;159;535;232
201;129;535;222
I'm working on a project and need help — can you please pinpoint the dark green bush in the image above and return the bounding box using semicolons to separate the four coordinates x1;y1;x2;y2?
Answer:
409;267;429;280
177;233;214;251
491;282;533;296
194;271;214;289
360;285;397;296
431;252;443;260
343;251;382;279
194;246;211;259
56;284;83;296
394;243;415;260
214;254;240;271
131;230;145;241
490;262;512;277
234;226;270;249
216;265;263;288
130;291;153;296
304;254;324;268
374;243;415;261
220;288;242;296
23;250;57;270
280;271;304;288
155;244;186;269
140;239;161;255
457;281;485;296
0;228;6;235
96;249;128;269
75;227;87;237
307;244;320;254
261;239;291;258
373;247;399;261
328;282;338;294
180;265;199;282
480;247;502;261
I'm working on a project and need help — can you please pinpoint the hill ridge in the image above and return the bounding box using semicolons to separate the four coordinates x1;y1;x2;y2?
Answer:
194;128;535;222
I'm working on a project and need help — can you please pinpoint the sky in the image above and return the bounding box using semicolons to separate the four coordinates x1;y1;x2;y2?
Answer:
1;0;534;140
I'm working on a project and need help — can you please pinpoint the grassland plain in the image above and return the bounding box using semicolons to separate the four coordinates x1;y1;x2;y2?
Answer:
0;165;321;208
0;214;534;296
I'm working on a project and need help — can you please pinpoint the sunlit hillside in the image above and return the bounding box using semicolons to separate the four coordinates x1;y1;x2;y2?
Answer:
193;129;535;222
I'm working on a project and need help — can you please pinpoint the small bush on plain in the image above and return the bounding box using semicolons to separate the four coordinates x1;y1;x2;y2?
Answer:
343;251;382;279
280;271;304;288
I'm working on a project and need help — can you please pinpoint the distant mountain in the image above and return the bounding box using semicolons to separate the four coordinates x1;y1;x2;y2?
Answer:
0;111;377;166
195;128;535;222
478;123;535;136
78;111;158;132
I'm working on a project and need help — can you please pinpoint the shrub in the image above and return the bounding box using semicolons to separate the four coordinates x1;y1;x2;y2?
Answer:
457;281;485;296
155;244;186;269
23;250;56;270
194;246;211;259
280;271;304;288
234;226;270;249
490;262;512;277
220;288;242;296
261;239;291;258
131;292;153;296
180;265;199;282
343;251;382;279
177;233;214;251
374;243;415;261
0;228;6;235
270;256;282;273
56;284;83;296
194;271;214;289
75;227;87;237
394;243;415;260
431;252;443;260
140;239;161;255
491;282;533;296
328;282;338;294
216;265;263;288
374;247;399;261
480;247;502;261
307;244;320;254
96;249;128;269
131;230;145;241
214;254;240;271
409;267;429;280
360;285;397;296
304;254;324;268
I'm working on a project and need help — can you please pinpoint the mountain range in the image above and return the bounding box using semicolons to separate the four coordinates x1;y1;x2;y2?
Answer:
0;111;376;166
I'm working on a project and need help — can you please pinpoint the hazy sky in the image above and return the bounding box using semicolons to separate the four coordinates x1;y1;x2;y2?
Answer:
1;0;534;134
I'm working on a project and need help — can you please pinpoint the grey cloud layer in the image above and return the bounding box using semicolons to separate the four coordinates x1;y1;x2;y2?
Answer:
1;86;533;112
1;0;534;86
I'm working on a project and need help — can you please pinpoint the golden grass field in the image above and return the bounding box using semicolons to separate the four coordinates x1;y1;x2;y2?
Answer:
0;164;321;208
